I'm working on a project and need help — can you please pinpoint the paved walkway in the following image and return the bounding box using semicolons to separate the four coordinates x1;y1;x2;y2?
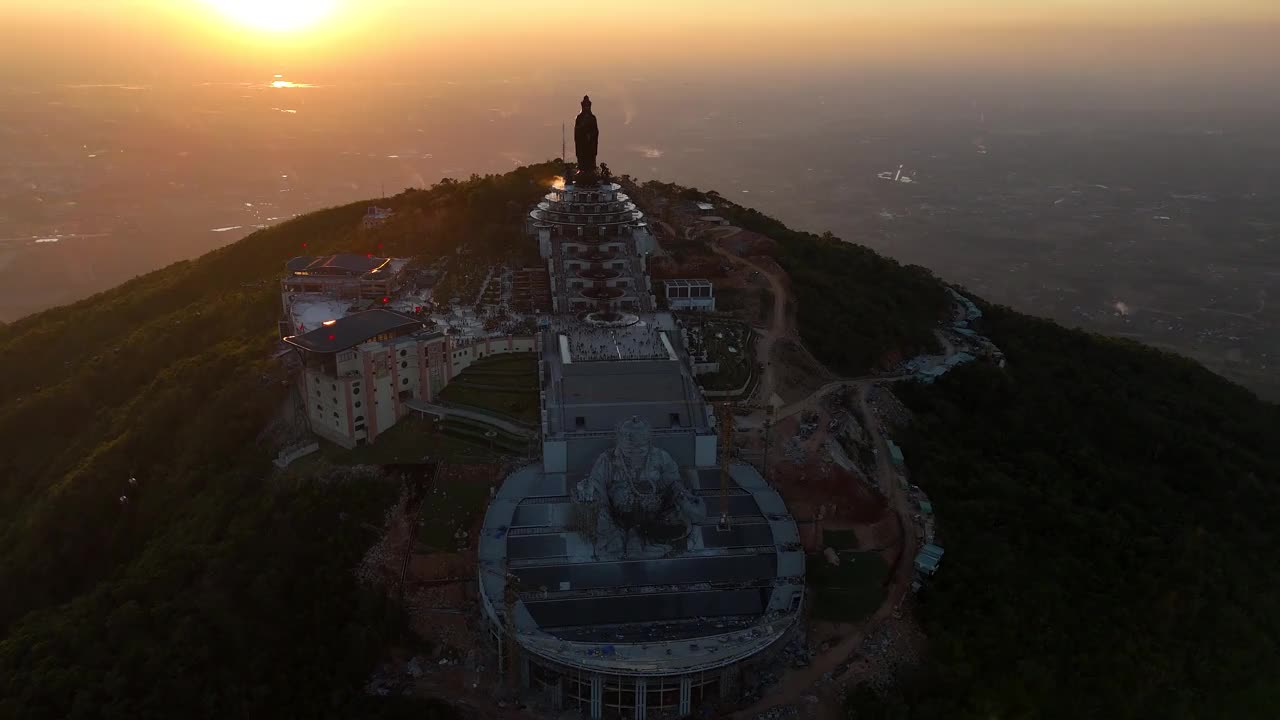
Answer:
404;399;537;439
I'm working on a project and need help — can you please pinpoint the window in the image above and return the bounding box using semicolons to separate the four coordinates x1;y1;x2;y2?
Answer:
400;361;408;369
575;416;586;429
355;415;365;422
353;387;360;396
354;401;362;409
332;411;339;418
316;404;322;412
399;349;406;357
354;424;366;432
401;378;409;385
669;413;681;427
331;383;337;391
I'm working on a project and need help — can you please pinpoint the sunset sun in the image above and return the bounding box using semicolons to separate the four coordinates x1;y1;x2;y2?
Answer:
203;0;339;32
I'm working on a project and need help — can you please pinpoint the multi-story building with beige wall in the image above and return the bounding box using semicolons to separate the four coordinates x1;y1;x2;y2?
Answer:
284;309;536;448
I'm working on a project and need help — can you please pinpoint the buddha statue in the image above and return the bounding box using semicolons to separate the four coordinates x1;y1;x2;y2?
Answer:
572;416;705;558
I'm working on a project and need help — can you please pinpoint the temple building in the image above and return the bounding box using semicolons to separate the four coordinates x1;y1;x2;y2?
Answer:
478;97;804;719
279;253;410;312
283;309;535;448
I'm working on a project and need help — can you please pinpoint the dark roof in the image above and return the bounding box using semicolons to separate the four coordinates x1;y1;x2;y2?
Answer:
283;310;424;353
285;254;388;275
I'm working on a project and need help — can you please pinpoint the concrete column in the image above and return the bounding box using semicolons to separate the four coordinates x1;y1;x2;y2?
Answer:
388;348;401;419
590;674;603;720
635;678;647;720
519;656;530;689
552;677;563;711
418;340;430;401
678;676;691;717
362;351;379;442
344;378;355;439
445;336;455;382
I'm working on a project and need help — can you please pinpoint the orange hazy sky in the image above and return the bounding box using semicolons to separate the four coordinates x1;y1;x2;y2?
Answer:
2;0;1278;82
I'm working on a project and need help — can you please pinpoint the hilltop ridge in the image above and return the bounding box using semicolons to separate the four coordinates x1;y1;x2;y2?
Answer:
0;165;1277;719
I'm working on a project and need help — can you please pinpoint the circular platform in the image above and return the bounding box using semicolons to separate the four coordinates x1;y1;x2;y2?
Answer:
582;310;640;327
581;286;624;300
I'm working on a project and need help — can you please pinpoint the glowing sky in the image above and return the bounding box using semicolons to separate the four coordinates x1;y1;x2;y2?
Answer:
0;0;1277;82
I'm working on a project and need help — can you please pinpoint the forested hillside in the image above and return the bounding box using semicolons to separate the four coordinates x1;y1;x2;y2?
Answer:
705;193;1280;717
711;194;947;373
849;305;1280;719
1;163;1276;719
0;165;556;719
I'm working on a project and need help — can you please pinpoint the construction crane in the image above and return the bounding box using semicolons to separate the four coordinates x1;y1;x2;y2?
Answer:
717;402;734;531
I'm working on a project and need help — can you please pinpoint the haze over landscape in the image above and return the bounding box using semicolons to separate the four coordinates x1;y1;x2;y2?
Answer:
4;1;1279;396
4;4;1280;720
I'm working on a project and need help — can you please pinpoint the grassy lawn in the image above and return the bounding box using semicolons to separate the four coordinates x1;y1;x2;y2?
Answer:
437;384;539;425
823;528;861;550
301;416;494;467
462;353;536;374
416;469;497;551
808;551;888;622
438;354;539;424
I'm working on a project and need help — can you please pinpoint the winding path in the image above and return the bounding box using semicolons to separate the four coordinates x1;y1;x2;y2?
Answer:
678;221;918;719
402;399;537;439
705;229;791;409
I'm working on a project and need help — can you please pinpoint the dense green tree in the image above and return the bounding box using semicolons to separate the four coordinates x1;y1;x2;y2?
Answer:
0;163;557;718
843;305;1280;719
2;164;1276;719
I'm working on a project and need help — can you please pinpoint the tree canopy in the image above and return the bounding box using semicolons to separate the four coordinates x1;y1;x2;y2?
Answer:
719;203;948;373
849;304;1280;719
1;163;1276;718
0;164;556;719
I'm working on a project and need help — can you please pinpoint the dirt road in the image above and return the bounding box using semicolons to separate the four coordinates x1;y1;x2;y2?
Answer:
673;219;918;719
707;231;791;409
731;380;917;720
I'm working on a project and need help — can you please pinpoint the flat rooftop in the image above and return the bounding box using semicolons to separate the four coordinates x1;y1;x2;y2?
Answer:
663;278;713;289
283;309;427;353
541;313;711;437
285;254;408;278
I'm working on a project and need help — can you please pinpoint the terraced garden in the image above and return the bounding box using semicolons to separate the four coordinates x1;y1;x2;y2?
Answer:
437;353;540;427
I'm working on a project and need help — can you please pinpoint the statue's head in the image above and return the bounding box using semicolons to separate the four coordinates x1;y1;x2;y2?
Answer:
581;95;592;111
615;415;651;460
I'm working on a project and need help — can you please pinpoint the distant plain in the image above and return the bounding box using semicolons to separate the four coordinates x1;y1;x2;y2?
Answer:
2;75;1275;397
